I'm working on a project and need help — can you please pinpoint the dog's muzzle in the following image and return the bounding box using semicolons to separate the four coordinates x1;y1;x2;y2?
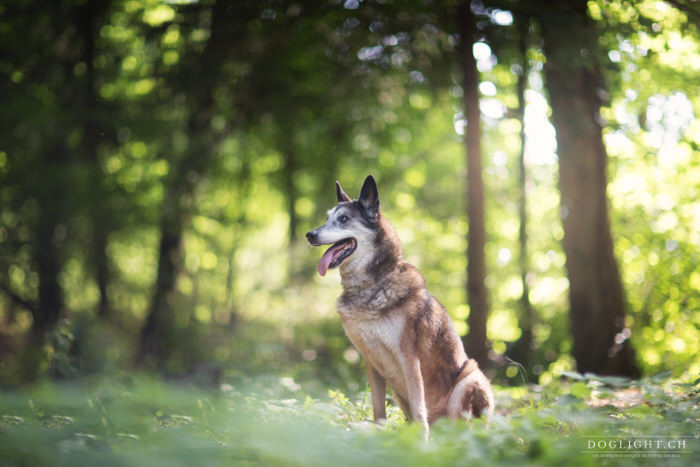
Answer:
305;230;320;246
306;230;357;276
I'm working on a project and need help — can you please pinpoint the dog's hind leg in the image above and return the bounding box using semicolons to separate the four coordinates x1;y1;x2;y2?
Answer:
366;362;386;422
447;368;494;420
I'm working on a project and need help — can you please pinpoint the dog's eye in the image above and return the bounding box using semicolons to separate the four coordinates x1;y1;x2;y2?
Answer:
339;215;350;224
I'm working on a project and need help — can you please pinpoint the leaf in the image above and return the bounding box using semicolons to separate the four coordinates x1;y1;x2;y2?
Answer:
570;382;591;399
650;370;672;383
554;394;585;407
588;375;632;388
560;371;584;381
0;415;25;426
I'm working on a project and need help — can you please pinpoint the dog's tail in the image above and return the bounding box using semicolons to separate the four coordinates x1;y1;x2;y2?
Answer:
446;359;494;420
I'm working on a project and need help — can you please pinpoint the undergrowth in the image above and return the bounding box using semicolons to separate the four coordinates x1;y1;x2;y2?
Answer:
0;372;698;466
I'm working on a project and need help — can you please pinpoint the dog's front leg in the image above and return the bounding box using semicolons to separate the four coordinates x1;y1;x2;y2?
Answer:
365;361;386;422
399;355;429;441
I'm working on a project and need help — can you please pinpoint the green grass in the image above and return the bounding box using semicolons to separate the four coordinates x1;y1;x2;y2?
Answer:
0;373;698;466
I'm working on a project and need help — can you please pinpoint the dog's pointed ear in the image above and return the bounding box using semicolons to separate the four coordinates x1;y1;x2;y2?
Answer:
336;181;352;203
359;175;379;217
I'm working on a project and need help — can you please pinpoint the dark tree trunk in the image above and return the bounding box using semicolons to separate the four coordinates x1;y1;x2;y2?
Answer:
507;14;535;369
137;0;230;367
138;207;184;366
537;1;640;377
34;201;64;339
21;209;64;381
137;102;217;367
224;157;251;331
93;227;111;318
79;0;112;319
459;0;489;368
283;144;298;246
282;139;300;280
17;188;65;382
26;143;69;381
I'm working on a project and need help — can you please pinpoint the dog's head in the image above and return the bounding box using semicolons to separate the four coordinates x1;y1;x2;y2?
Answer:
306;175;381;276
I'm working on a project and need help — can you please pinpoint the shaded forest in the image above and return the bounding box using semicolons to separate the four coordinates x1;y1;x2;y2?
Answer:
1;0;699;392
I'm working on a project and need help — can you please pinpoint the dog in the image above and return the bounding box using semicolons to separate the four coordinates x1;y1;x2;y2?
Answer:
306;175;494;439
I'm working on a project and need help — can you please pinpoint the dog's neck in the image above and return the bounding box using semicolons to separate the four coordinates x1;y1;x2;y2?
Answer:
339;214;402;296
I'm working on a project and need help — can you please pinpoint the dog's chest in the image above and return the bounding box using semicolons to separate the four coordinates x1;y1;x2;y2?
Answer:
337;307;405;382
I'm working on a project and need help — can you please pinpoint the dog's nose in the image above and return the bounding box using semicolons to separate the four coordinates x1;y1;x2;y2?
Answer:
306;230;318;244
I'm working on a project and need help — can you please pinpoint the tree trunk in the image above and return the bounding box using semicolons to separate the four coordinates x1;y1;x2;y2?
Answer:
137;102;217;367
459;0;489;368
507;14;534;369
34;197;64;339
538;1;640;377
93;226;111;319
79;0;112;319
138;206;184;366
23;144;68;381
224;158;251;331
283;144;298;246
137;0;229;367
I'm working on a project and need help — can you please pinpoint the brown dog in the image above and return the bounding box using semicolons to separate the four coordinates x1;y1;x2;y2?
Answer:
306;175;494;439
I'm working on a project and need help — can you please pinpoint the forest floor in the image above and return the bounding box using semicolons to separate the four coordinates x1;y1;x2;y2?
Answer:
0;372;698;466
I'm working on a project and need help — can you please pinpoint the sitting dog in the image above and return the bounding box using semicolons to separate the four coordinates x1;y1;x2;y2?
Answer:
306;175;494;439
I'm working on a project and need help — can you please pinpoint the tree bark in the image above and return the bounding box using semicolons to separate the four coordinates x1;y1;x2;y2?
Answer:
280;130;301;281
538;1;640;377
138;207;184;366
224;157;251;331
79;0;112;319
459;0;489;368
137;97;216;367
507;14;534;369
34;193;64;339
283;143;298;246
137;0;230;367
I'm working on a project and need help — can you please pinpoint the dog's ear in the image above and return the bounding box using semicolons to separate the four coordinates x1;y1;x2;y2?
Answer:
336;181;352;203
359;175;379;217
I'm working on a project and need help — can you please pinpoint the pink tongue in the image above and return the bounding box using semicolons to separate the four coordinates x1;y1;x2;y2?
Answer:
317;243;345;277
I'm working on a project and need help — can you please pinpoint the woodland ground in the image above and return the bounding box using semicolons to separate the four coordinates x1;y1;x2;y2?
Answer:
0;372;698;466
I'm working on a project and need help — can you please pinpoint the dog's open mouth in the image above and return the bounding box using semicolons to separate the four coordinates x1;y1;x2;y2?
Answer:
317;238;357;277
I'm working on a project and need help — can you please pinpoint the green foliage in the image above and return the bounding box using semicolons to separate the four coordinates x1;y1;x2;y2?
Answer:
0;0;698;387
0;2;696;463
0;374;698;466
592;0;700;376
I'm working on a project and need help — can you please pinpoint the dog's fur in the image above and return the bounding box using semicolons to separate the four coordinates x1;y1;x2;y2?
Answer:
306;175;494;439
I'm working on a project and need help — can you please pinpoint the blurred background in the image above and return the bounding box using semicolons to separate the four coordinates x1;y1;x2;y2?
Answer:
0;0;698;390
